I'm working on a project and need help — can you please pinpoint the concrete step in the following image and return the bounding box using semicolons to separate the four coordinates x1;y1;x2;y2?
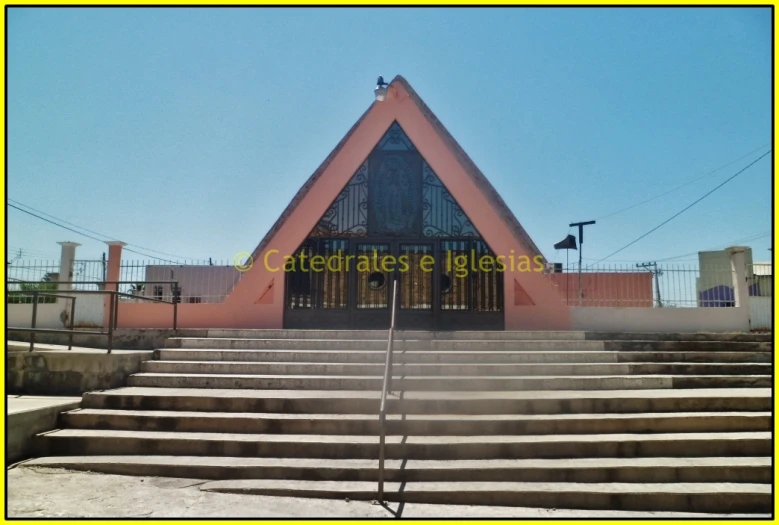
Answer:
602;341;771;352
21;455;773;484
586;331;772;342
619;352;771;363
126;373;771;391
37;429;772;460
166;337;771;352
166;338;610;351
61;409;772;436
177;329;774;343
204;329;588;341
154;348;772;364
82;387;773;414
198;479;773;513
141;361;771;377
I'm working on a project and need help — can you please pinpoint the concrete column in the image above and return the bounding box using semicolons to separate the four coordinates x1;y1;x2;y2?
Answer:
57;242;80;291
105;242;126;287
104;241;126;329
726;246;751;330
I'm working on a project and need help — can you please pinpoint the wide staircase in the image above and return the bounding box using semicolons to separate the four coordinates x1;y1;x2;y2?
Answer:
24;329;773;515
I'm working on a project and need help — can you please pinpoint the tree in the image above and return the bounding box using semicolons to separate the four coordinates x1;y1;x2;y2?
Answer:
8;273;58;304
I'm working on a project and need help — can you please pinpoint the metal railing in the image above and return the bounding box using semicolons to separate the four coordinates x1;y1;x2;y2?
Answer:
7;291;82;352
376;276;399;504
543;263;739;308
7;281;179;353
8;259;107;289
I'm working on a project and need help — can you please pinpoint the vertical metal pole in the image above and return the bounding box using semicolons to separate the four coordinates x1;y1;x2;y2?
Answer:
107;293;115;354
30;291;39;352
113;290;119;329
387;278;397;394
377;412;386;503
569;221;595;306
566;250;570;305
173;295;178;331
578;244;583;306
69;297;76;350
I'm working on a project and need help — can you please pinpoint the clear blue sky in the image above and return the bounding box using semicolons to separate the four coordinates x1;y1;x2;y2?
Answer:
8;7;772;267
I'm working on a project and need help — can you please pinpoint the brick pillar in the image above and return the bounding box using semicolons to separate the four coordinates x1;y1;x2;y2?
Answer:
104;241;126;328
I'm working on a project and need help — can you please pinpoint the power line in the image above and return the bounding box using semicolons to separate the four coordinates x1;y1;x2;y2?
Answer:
579;231;771;264
595;142;771;221
587;150;771;267
7;248;54;259
8;204;184;263
8;199;203;261
655;232;771;262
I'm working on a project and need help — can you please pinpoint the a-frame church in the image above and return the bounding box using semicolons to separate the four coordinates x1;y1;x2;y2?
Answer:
229;75;570;331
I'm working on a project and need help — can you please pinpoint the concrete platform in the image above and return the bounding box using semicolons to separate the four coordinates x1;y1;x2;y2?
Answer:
7;396;81;465
199;479;773;513
7;342;151;355
9;467;770;518
7;341;153;396
19;455;772;484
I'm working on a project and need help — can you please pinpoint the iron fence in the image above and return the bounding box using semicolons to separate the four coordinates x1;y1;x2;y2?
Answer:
8;259;106;302
543;263;739;308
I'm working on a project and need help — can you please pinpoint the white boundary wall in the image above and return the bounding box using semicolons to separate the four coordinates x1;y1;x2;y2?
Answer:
750;296;772;331
8;296;105;329
8;303;66;329
569;306;749;333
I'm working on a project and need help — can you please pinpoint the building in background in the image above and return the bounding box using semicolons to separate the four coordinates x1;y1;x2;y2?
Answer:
696;247;772;307
141;265;243;304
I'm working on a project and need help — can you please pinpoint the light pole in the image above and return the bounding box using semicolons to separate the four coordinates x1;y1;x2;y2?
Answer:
569;220;596;306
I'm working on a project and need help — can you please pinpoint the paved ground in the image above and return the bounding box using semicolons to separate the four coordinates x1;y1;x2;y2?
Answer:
7;395;82;415
8;340;151;355
7;467;768;519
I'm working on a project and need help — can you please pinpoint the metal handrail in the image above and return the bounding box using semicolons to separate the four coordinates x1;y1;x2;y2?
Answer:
6;291;78;351
376;276;399;504
8;290;118;353
7;281;180;353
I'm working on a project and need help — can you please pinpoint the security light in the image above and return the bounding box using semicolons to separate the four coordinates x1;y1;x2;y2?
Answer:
374;76;388;102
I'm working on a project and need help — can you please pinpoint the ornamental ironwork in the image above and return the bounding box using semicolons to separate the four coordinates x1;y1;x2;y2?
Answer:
309;162;368;237
377;121;416;151
422;161;479;238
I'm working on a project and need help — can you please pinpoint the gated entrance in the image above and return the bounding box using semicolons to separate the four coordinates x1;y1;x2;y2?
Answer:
283;122;504;330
